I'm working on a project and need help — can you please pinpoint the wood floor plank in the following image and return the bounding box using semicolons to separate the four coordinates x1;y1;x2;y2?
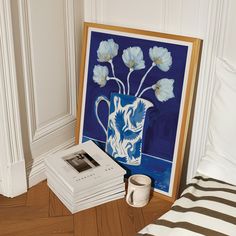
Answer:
0;216;74;236
117;198;145;236
49;190;72;217
26;181;49;207
0;182;50;221
0;205;47;221
96;200;123;236
74;207;98;236
0;192;27;207
0;181;173;235
141;196;172;225
25;181;50;218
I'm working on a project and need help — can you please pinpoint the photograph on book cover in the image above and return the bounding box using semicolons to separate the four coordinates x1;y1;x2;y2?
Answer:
64;150;100;173
76;22;201;200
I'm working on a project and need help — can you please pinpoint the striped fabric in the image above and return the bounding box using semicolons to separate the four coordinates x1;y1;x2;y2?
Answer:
137;176;236;236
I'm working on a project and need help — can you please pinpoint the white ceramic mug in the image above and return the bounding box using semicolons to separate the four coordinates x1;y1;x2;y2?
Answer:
126;174;151;207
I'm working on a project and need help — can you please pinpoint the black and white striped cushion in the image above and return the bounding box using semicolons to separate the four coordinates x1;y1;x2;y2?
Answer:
137;176;236;236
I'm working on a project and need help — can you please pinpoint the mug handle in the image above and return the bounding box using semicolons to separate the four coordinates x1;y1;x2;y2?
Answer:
95;95;110;135
126;189;135;206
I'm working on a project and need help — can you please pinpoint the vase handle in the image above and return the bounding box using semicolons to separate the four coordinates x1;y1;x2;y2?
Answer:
95;95;110;135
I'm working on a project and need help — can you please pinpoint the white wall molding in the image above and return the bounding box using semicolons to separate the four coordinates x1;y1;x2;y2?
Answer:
33;114;75;142
18;0;77;143
18;0;36;143
12;0;79;188
30;0;79;143
84;0;104;23
0;0;27;197
83;0;93;22
187;0;229;182
27;138;75;188
161;0;167;32
95;0;104;23
165;0;183;34
65;0;77;117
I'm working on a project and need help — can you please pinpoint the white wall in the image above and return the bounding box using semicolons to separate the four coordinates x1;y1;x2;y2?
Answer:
84;0;210;37
10;0;83;187
223;0;236;65
2;0;235;193
84;0;234;182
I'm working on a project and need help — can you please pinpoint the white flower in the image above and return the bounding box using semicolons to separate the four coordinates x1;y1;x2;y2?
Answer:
152;78;175;102
97;39;119;62
122;47;145;70
149;46;172;72
93;65;109;87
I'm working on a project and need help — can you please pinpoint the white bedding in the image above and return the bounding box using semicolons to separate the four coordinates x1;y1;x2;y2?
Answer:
137;176;236;236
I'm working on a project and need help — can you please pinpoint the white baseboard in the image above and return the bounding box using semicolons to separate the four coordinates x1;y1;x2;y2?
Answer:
0;160;27;198
10;161;27;197
27;138;75;188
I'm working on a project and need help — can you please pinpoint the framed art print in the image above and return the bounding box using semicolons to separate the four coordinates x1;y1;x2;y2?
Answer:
75;22;201;201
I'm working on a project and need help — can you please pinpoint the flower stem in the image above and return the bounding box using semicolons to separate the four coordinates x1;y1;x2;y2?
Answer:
138;86;153;98
126;69;133;95
135;64;155;97
109;61;121;93
108;77;126;94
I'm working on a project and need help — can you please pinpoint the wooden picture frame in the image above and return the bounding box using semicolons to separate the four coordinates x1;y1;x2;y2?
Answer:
75;22;201;201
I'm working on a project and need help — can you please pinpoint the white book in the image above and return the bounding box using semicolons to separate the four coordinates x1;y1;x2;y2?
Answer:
48;177;125;205
45;164;124;197
47;170;125;202
48;182;125;214
45;140;126;193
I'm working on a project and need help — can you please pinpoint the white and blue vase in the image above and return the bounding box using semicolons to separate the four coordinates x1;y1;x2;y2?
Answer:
95;93;153;166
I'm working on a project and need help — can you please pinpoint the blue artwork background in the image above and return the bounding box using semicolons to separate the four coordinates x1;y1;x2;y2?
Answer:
81;30;188;193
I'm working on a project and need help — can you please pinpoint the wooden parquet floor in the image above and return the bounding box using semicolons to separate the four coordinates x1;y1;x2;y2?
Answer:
0;181;172;236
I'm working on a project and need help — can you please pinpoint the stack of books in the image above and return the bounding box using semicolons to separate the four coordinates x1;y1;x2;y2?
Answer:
45;140;126;214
